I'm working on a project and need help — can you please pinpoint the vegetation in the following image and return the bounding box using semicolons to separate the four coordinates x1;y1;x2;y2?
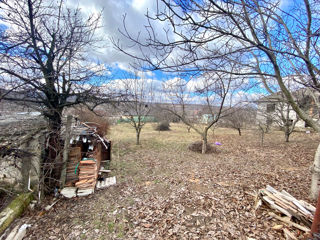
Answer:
0;0;108;131
115;0;320;199
1;3;320;239
223;107;256;136
112;75;154;145
74;107;110;136
155;121;171;131
18;123;319;239
0;0;110;193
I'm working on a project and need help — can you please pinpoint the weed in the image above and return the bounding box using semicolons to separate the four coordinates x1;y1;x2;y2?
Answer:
107;222;115;233
93;219;102;229
80;233;86;239
116;223;125;238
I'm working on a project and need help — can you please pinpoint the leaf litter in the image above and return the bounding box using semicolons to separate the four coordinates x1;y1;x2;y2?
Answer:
19;126;320;239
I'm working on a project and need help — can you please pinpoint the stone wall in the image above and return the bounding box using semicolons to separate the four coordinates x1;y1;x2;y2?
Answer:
0;114;46;191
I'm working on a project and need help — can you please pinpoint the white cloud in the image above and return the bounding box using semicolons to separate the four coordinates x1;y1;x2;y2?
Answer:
132;0;152;13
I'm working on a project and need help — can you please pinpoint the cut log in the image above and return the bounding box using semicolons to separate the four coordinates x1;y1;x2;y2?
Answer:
283;228;298;240
258;186;314;227
77;189;94;197
268;212;310;232
5;223;31;240
0;192;33;234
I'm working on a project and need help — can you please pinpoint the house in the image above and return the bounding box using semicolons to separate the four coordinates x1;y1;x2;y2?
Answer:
256;89;320;128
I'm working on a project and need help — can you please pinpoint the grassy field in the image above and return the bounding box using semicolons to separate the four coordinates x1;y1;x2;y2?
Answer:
24;123;320;239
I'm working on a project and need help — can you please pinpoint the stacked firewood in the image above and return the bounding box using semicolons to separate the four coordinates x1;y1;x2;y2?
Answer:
257;185;315;236
75;159;97;189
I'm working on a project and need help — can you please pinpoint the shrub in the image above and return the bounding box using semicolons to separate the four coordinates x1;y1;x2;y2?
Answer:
75;108;110;136
155;121;171;131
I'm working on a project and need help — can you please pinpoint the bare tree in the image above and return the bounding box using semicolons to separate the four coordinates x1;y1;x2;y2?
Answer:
280;104;300;143
114;75;154;145
224;107;256;136
0;0;108;132
161;72;244;154
0;0;111;192
114;0;320;129
114;0;320;199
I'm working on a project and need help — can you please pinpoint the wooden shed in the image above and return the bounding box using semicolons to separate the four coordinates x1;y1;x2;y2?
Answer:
61;122;113;198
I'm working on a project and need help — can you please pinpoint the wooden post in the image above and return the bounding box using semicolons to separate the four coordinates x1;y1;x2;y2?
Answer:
60;115;72;189
311;192;320;236
311;143;320;200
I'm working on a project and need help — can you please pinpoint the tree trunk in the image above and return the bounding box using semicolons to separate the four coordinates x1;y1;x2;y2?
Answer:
285;128;290;142
60;115;72;188
284;124;290;142
285;133;289;142
201;129;208;154
311;142;320;200
237;128;241;136
311;192;320;235
43;108;63;193
47;108;63;132
136;128;141;145
266;124;270;133
260;130;264;146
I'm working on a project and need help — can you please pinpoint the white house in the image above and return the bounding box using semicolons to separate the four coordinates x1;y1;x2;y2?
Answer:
256;89;320;129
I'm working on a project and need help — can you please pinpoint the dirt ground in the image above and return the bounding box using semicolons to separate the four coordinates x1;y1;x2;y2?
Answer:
19;123;319;239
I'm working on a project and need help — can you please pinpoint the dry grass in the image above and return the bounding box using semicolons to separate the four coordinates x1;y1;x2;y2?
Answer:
23;123;320;240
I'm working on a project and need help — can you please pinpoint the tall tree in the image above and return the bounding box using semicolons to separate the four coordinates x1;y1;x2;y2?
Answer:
0;0;108;131
0;0;111;192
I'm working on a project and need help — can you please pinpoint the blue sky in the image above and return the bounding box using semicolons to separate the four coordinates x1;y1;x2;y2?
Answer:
0;0;305;104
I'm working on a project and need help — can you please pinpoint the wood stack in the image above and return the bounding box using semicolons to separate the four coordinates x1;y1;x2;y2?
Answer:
75;159;98;190
65;147;81;186
61;121;113;198
257;185;315;233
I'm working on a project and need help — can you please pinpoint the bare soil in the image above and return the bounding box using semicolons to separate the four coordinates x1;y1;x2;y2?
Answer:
19;124;319;239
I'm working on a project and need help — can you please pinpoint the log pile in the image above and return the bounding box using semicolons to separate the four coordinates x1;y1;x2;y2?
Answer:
257;185;315;236
75;159;97;190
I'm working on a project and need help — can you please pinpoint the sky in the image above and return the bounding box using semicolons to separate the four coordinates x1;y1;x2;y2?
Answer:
68;0;293;81
0;0;303;105
66;0;171;81
64;0;264;105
